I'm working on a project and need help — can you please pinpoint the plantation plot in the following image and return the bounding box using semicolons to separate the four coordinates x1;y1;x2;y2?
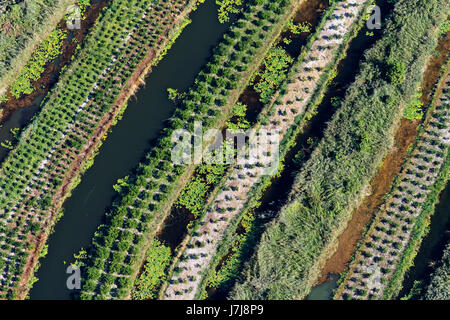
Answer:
0;0;77;97
79;0;301;300
422;241;450;300
230;0;448;300
163;0;371;300
336;73;449;300
0;0;198;299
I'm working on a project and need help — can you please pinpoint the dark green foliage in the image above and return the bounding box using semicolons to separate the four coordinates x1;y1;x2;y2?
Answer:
133;239;171;300
387;61;406;85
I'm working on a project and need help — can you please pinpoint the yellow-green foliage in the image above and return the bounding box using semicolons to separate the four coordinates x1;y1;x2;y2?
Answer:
113;176;130;194
167;88;180;101
216;0;243;23
439;20;450;37
1;140;13;150
387;61;407;85
227;102;250;131
10;28;67;98
287;20;311;34
133;239;171;300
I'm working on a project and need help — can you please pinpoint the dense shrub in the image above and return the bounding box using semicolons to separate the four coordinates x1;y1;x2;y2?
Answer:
423;242;450;300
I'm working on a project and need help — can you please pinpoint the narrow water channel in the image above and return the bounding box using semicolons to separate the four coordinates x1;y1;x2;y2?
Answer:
30;0;230;300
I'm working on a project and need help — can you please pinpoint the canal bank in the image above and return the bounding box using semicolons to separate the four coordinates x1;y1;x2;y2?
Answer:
30;0;230;300
399;184;450;298
0;0;110;162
